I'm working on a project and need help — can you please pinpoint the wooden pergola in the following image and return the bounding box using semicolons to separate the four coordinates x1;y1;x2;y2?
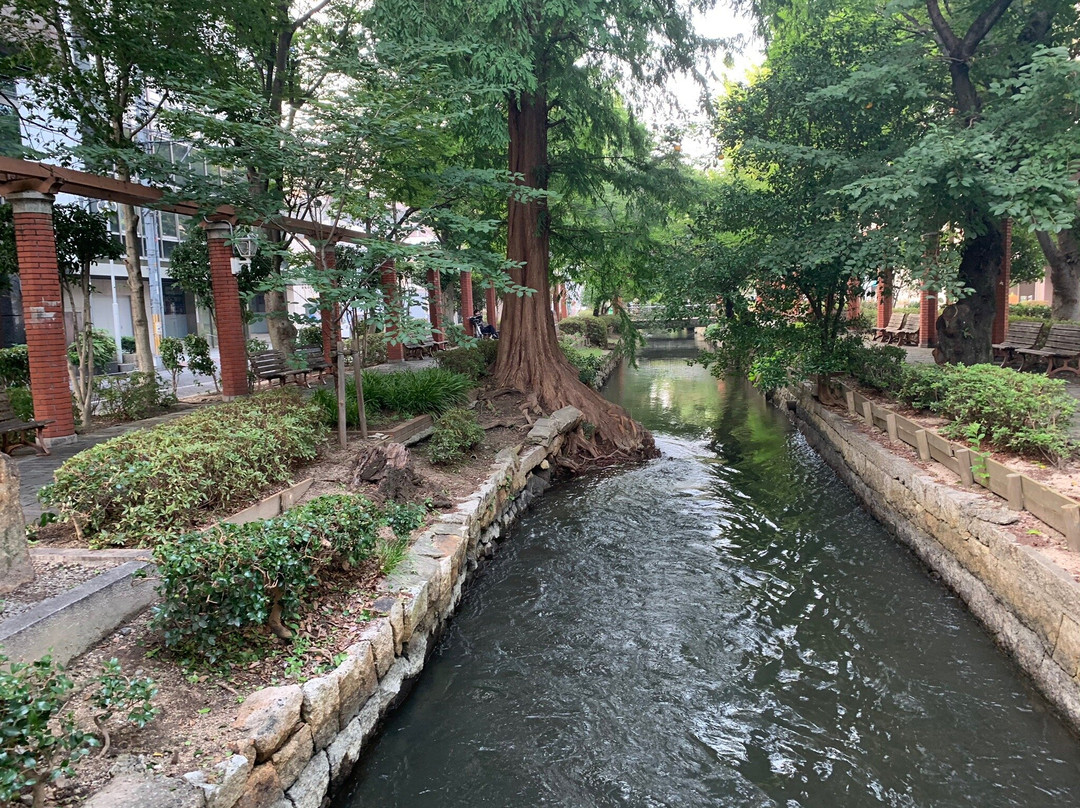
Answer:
0;156;427;446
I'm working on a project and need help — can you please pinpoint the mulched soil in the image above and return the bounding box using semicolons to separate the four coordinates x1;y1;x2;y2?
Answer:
37;389;536;806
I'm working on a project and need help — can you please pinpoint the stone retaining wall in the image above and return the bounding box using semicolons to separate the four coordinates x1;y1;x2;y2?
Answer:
777;386;1080;731
84;406;585;808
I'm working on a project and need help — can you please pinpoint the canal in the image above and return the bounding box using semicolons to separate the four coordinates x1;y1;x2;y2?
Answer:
336;337;1080;807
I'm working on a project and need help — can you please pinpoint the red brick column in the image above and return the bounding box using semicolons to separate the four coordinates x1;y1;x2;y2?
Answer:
993;218;1012;345
426;269;443;336
460;271;475;336
204;222;248;399
380;260;403;362
485;286;498;328
8;191;76;445
315;243;339;365
919;289;938;348
876;268;893;329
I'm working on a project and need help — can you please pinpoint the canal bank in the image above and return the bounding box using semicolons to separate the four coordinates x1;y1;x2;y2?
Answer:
777;382;1080;733
334;340;1080;808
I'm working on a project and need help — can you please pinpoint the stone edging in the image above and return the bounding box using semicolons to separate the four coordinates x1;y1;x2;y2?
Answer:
776;386;1080;731
590;351;622;390
82;406;585;808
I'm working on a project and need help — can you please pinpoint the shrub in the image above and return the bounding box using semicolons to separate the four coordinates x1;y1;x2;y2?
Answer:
159;337;185;395
899;363;1075;462
435;342;498;380
1009;302;1052;320
0;344;30;387
559;314;609;347
120;336;136;354
344;332;387;366
844;342;907;393
0;654;93;806
7;385;33;420
559;340;607;386
152;495;418;661
39;389;326;546
183;334;218;388
297;324;323;347
68;328;117;370
94;371;175;421
427;407;484;464
311;368;473;428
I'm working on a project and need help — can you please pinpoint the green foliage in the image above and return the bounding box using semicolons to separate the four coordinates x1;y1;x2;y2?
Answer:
7;386;33;421
94;371;175;422
297;325;323;348
0;345;30;387
182;334;217;386
434;342;498;380
845;342;907;393
159;337;185;394
899;364;1075;463
0;654;92;805
121;336;136;354
152;495;414;662
311;368;473;428
1009;303;1052;320
68;329;117;370
558;315;609;348
559;340;608;386
427;407;483;465
91;659;159;730
39;390;326;546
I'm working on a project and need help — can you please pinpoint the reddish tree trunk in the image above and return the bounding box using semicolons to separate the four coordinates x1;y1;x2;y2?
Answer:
493;92;655;461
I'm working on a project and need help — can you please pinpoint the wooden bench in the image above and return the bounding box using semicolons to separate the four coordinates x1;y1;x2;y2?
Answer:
0;389;53;455
1017;324;1080;377
404;339;436;360
297;346;331;380
873;311;905;342
249;350;309;387
894;315;919;346
993;321;1045;367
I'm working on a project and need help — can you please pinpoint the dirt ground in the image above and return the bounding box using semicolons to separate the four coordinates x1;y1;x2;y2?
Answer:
832;385;1080;583
33;392;535;806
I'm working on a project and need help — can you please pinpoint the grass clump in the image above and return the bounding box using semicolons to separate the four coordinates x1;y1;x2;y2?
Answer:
152;495;425;663
310;367;472;428
899;363;1075;463
427;407;484;465
40;390;326;546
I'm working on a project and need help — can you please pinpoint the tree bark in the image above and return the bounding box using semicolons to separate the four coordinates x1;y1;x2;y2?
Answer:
118;201;155;372
935;218;1002;364
1036;227;1080;321
493;92;656;461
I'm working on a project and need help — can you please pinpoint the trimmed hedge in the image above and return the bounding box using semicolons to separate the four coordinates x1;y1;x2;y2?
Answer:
39;390;326;546
152;495;424;662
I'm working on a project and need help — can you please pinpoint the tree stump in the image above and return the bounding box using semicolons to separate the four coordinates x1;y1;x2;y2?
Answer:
350;442;428;504
0;453;33;594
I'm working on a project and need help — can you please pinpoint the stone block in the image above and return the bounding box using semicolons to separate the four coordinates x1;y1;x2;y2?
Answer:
335;643;377;725
327;699;381;782
83;774;204;808
233;686;303;762
0;453;31;595
233;763;283;808
1054;614;1080;679
355;618;395;677
204;754;251;808
286;751;329;808
526;419;557;445
549;405;583;433
300;674;340;751
372;595;405;654
271;725;313;790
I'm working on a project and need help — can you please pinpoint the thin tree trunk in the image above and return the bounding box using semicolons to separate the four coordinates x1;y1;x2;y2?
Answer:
493;92;655;461
117;200;155;373
935;218;1002;364
351;309;367;439
1036;227;1080;321
336;339;347;449
79;262;95;427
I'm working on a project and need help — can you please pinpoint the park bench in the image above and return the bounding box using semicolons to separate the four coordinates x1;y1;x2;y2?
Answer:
993;321;1045;367
1017;323;1080;377
249;350;309;388
894;315;919;346
873;311;905;342
0;389;53;455
297;346;331;380
404;339;436;360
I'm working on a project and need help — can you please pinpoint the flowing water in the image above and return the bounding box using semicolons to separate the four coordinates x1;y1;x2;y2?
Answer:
336;336;1080;807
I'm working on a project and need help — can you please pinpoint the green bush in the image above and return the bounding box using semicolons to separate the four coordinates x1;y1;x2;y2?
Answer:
159;337;185;394
94;371;175;421
344;332;388;366
297;324;323;347
559;340;607;386
39;389;326;546
1009;302;1052;320
182;334;217;386
427;407;484;465
152;495;422;662
121;336;136;354
899;363;1075;462
435;342;498;380
311;368;473;428
6;385;33;420
0;344;30;387
844;342;907;393
559;314;609;347
68;328;117;370
0;654;93;806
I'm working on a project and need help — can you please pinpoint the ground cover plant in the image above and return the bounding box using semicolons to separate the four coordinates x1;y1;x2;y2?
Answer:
560;340;609;386
898;364;1075;463
151;495;425;662
39;390;326;546
310;367;472;428
427;407;484;465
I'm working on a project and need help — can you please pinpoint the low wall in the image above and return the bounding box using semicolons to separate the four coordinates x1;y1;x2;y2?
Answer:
84;406;585;808
777;386;1080;732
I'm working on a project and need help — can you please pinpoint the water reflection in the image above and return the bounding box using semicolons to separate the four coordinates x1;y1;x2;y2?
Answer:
336;339;1080;808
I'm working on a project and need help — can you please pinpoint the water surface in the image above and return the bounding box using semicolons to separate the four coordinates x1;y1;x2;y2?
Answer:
337;337;1080;807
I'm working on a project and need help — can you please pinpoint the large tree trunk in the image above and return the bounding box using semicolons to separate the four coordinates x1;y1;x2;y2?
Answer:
118;201;155;372
493;92;656;462
935;218;1002;365
1036;227;1080;321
